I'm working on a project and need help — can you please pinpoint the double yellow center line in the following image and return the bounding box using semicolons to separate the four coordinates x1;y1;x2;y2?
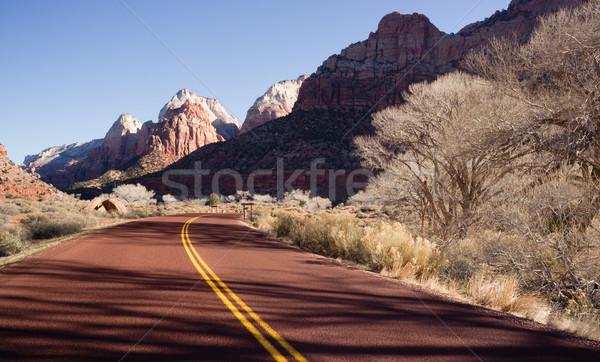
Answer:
181;216;306;362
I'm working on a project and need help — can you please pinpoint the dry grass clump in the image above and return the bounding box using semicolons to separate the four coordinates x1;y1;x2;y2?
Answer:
364;222;446;280
270;211;445;280
468;271;550;323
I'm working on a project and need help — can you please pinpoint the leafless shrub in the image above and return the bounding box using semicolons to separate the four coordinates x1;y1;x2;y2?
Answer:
252;193;276;204
477;169;600;312
110;183;156;206
282;189;332;210
161;194;179;205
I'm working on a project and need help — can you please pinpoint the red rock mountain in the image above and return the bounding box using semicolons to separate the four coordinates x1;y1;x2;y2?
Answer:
240;75;309;134
0;142;64;201
26;92;237;190
294;0;583;113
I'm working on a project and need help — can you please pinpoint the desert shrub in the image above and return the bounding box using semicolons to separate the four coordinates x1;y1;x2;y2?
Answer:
252;194;276;203
270;211;444;278
185;197;209;207
0;226;24;256
21;213;88;240
206;193;220;206
272;212;367;263
364;222;446;281
235;191;251;201
0;214;10;226
162;194;179;205
0;203;20;215
111;183;156;206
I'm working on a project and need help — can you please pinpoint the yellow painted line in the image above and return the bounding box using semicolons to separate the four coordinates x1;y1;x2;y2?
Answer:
181;216;306;362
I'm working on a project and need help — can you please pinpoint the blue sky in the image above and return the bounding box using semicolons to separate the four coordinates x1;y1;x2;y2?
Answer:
0;0;510;164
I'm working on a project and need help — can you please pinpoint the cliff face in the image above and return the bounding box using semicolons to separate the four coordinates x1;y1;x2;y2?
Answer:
145;99;225;163
294;0;583;113
240;75;309;134
159;89;241;140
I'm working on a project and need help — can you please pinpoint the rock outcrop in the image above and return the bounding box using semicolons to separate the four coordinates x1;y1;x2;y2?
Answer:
1;142;64;201
65;114;143;187
159;89;241;139
294;0;583;113
240;75;309;134
100;113;142;161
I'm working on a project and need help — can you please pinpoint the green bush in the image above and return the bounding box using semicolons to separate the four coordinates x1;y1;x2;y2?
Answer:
206;193;220;206
21;213;87;240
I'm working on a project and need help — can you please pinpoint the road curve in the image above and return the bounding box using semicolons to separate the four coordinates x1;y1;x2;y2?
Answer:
1;213;599;361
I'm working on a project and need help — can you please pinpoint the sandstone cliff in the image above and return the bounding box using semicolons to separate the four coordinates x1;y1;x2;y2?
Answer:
294;0;583;113
146;99;225;163
240;75;309;134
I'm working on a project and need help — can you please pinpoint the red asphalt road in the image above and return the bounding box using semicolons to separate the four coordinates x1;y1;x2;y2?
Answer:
1;213;599;361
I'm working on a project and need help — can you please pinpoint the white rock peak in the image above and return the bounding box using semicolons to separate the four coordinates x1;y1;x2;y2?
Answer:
105;113;142;139
250;75;309;112
159;89;240;127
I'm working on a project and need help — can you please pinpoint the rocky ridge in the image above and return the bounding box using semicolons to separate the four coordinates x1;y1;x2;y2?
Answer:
240;75;309;134
24;140;102;177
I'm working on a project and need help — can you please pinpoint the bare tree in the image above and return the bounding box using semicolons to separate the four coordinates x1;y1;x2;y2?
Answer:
465;1;600;180
355;72;532;238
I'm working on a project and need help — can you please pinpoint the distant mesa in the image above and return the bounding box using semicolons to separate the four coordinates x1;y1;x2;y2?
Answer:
240;75;309;134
